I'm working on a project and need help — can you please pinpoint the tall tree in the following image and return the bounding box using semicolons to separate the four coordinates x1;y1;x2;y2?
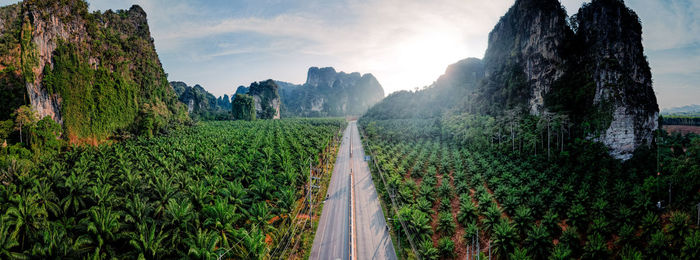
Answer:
12;105;38;144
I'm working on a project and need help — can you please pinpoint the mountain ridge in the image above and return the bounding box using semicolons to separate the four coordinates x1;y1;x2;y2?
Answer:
235;66;385;117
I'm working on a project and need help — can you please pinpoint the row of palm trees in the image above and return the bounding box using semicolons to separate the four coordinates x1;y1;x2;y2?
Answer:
0;119;345;259
362;118;699;259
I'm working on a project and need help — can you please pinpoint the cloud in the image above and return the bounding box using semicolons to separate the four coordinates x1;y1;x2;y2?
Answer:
0;0;694;107
128;0;517;94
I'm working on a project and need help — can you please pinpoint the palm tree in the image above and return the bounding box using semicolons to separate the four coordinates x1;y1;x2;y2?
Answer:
541;210;559;237
228;225;266;260
34;180;60;217
186;229;219;260
509;246;532;260
549;244;572;260
165;198;194;237
682;230;700;259
436;212;455;236
482;204;501;234
222;181;248;208
129;222;169;260
583;233;610;259
250;176;274;202
457;197;478;225
0;220;25;259
418;239;438;260
148;174;177;218
525;223;550;259
491;218;517;257
60;172;89;216
12;105;38;144
89;183;115;207
203;199;241;246
29;221;76;258
4;192;47;248
513;205;533;238
124;194;152;226
407;208;433;240
78;206;121;257
246;202;275;235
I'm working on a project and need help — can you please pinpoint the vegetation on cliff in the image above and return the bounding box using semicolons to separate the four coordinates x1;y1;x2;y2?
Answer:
246;80;280;119
231;94;255;121
171;81;231;120
0;0;188;145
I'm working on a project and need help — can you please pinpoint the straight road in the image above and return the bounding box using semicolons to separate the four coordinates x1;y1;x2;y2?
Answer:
310;124;351;260
310;121;397;260
349;121;397;260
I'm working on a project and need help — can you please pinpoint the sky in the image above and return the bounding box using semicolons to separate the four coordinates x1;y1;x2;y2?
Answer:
1;0;697;109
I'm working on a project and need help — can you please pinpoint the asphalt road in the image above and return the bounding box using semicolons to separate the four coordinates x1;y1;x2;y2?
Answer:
349;121;397;260
310;123;351;260
310;121;397;260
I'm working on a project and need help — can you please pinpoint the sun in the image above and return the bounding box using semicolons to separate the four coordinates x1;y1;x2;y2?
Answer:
385;30;472;92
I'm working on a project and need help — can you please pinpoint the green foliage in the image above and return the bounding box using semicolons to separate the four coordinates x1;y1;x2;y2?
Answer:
418;238;438;260
231;94;255;121
171;82;231;121
437;237;455;259
0;119;344;258
43;42;139;139
0;120;13;143
247;80;279;119
661;114;700;126
457;196;478;226
360;116;700;259
19;17;38;84
492;218;517;257
436;212;455;236
28;116;63;157
1;1;187;142
0;67;27;122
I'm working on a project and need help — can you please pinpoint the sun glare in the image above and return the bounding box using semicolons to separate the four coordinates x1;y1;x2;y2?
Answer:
381;30;471;92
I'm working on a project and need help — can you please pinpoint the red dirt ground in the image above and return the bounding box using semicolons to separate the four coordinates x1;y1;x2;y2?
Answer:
663;125;700;135
449;170;466;259
430;171;443;247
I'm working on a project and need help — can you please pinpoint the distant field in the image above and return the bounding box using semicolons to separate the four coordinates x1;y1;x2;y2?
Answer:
663;125;700;135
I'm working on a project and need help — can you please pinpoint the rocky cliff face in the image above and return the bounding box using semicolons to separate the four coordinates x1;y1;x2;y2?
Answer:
574;0;659;159
171;81;230;116
242;79;280;119
281;67;384;117
479;0;658;160
0;0;186;140
305;67;339;88
482;0;570;114
234;68;384;117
